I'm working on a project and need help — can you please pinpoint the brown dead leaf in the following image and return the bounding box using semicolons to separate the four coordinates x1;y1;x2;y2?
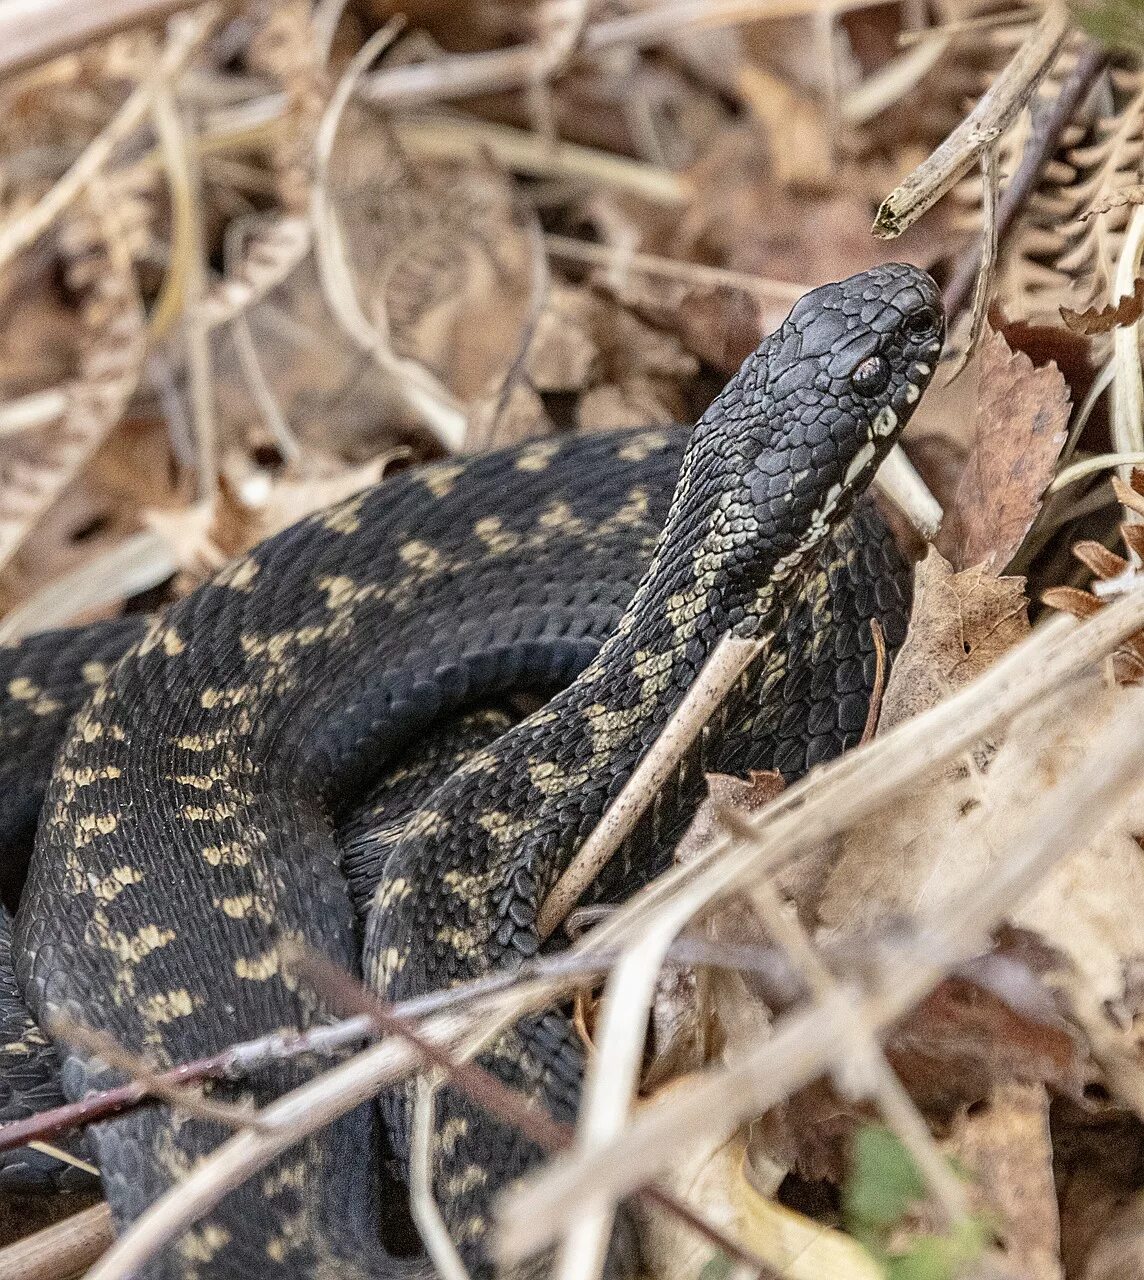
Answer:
939;1083;1061;1280
944;325;1070;574
1061;276;1144;334
878;551;1029;732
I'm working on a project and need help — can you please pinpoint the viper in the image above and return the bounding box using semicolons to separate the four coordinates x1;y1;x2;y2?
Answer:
0;263;942;1276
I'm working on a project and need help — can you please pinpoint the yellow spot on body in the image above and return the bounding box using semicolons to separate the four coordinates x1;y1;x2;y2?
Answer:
81;661;108;685
74;813;118;845
376;946;407;987
178;1224;231;1263
235;951;279;981
319;575;358;611
444;1164;488;1198
173;773;223;791
200;686;251;710
71;764;122;786
97;922;176;966
8;676;62;716
422;462;465;498
141;989;197;1024
515;441;558;472
616;432;670;462
182;803;236;822
175;731;226;752
218;894;256;919
473;515;521;556
90;865;144;901
398;539;443;573
437;924;481;955
139;624;185;657
436;1115;469;1156
476;810;536;847
323;492;367;535
217;558;259;591
373;877;412;910
201;843;249;868
537;500;586;535
528;758;587;797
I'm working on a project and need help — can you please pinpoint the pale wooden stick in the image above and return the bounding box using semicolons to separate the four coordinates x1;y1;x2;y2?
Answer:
0;1203;114;1280
537;633;764;939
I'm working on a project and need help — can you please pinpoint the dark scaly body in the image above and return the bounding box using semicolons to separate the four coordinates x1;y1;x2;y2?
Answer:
8;265;941;1276
0;454;903;1193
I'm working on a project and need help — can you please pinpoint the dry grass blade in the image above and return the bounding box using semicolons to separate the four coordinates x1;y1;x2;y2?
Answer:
538;633;764;939
1111;203;1144;478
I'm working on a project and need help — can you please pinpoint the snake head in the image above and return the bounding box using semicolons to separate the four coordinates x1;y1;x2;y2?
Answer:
690;262;943;609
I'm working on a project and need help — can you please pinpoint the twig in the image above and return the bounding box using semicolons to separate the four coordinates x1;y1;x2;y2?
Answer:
0;6;219;275
538;633;765;939
0;1203;114;1280
942;40;1108;318
859;618;886;746
361;0;895;109
0;0;197;77
49;1016;263;1133
152;81;218;501
410;1077;471;1280
873;4;1070;238
943;143;1001;384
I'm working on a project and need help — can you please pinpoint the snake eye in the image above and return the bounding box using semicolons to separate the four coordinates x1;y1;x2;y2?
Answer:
850;355;890;398
905;307;940;338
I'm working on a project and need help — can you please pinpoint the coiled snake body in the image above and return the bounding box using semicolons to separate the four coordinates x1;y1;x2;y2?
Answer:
0;264;942;1276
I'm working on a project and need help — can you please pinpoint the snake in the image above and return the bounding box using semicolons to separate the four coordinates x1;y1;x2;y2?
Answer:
0;263;942;1276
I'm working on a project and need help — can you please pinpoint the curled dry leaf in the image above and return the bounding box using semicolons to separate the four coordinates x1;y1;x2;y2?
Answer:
1061;274;1144;333
876;550;1030;732
944;325;1070;574
632;1120;881;1280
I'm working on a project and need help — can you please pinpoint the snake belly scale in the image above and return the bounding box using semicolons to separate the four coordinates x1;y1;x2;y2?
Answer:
3;263;942;1277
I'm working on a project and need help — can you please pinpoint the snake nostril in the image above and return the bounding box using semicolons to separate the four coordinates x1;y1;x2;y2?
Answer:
905;307;940;338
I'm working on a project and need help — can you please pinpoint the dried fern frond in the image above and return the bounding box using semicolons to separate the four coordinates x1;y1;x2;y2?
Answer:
0;179;146;574
1043;467;1144;681
199;1;324;330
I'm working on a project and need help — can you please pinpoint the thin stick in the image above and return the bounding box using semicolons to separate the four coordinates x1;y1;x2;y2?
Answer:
410;1078;471;1280
537;633;764;939
545;233;805;301
873;4;1070;238
943;142;1001;384
0;1203;114;1280
49;1016;263;1133
859;618;887;746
